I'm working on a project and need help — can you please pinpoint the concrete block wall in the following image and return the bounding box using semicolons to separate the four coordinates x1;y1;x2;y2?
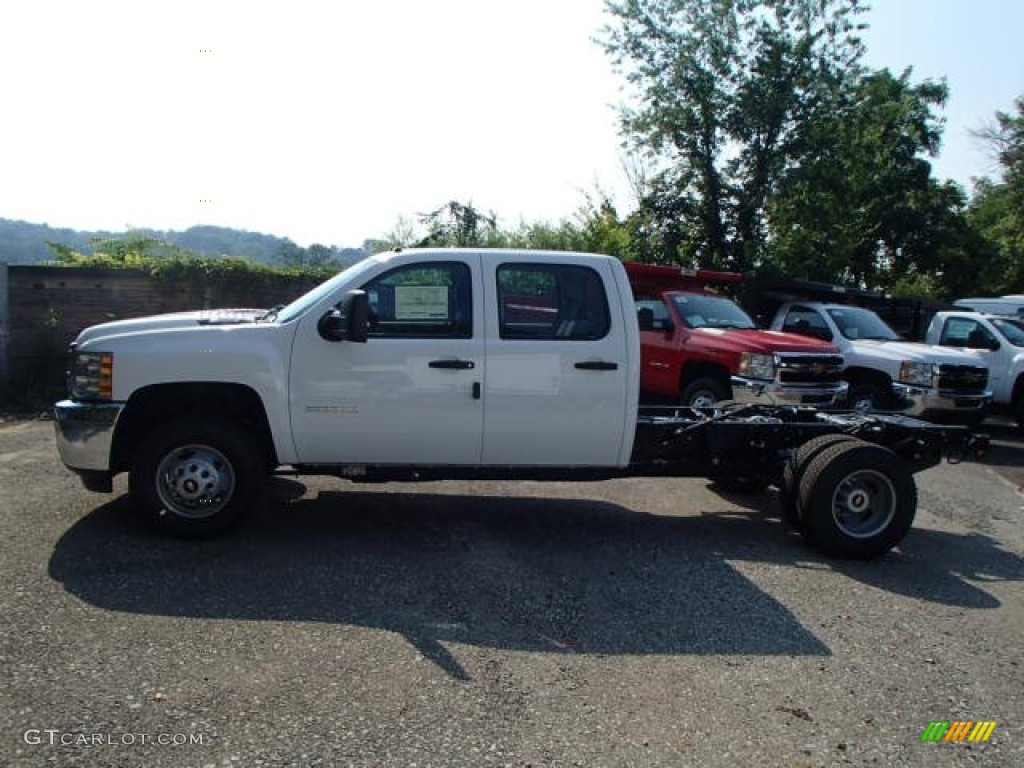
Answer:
2;265;322;391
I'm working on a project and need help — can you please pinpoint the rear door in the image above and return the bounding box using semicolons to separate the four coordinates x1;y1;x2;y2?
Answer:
481;255;631;466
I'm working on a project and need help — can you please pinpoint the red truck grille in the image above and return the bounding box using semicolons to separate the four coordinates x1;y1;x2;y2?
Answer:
777;355;845;385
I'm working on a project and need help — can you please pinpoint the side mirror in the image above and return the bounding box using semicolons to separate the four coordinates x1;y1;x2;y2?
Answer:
964;331;999;351
637;308;655;332
318;290;369;343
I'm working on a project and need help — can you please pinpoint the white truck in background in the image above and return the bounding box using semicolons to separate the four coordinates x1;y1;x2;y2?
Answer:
52;248;988;559
925;310;1024;426
765;302;992;422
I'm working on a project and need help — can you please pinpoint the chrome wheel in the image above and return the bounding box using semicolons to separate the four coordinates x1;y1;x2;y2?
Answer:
830;469;896;539
850;394;875;413
688;390;719;408
155;443;235;519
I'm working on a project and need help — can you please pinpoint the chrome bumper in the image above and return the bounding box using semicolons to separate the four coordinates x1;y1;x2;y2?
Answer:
891;385;993;417
53;399;124;472
730;377;849;407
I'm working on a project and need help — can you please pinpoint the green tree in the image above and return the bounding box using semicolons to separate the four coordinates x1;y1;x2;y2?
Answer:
417;201;499;247
967;96;1024;295
767;69;953;289
601;0;867;269
48;233;190;265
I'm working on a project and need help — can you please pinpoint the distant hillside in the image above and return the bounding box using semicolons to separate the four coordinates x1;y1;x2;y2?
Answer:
0;218;368;267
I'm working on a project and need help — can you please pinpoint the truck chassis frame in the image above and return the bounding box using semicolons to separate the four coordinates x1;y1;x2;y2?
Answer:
283;404;988;560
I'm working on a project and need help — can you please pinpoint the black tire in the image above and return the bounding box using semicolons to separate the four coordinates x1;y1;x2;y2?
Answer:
681;377;729;409
779;434;861;532
1014;392;1024;428
847;382;890;413
130;418;266;537
798;441;916;559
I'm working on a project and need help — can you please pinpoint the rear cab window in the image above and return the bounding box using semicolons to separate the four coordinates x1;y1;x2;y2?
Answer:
497;264;611;340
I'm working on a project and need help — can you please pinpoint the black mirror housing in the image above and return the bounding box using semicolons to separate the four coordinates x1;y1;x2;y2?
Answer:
317;290;370;343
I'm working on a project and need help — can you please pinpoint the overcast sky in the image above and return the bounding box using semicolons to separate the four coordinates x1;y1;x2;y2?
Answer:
2;0;1021;248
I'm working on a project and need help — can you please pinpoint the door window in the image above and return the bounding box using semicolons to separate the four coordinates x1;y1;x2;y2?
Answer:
361;262;472;338
940;317;997;349
497;264;610;340
634;297;673;331
782;306;832;341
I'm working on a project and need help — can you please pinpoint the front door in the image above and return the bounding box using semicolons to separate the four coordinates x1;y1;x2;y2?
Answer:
936;315;1006;399
289;256;484;464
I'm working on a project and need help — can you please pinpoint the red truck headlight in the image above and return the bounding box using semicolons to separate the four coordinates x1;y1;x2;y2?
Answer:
738;352;777;381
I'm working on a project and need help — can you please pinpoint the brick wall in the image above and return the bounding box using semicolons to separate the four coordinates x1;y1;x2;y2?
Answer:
2;264;323;394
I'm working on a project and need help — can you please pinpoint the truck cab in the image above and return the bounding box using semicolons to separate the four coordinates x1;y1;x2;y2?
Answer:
625;264;847;408
56;249;641;488
926;310;1024;426
770;302;992;421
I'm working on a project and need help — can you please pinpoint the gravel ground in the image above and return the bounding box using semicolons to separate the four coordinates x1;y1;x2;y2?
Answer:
1;416;1022;767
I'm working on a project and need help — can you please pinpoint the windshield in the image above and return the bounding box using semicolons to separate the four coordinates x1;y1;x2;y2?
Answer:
826;307;900;341
992;317;1024;347
275;259;379;324
671;293;757;330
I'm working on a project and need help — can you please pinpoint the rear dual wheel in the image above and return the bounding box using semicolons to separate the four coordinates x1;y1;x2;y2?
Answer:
779;434;859;531
783;437;916;559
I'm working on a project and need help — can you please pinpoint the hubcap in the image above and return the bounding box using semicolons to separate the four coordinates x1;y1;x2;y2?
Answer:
851;394;875;413
155;444;234;519
831;469;896;539
689;391;719;409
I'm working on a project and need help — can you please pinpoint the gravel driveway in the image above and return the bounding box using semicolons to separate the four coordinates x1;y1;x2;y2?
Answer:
2;417;1022;767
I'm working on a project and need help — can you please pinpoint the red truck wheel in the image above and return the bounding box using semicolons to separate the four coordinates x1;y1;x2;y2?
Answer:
681;377;729;408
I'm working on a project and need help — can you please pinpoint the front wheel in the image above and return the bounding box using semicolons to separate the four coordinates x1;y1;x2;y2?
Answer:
847;383;890;413
798;441;916;559
130;419;266;537
680;377;729;409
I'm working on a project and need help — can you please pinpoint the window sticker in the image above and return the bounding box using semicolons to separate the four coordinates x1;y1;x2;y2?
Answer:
394;286;449;320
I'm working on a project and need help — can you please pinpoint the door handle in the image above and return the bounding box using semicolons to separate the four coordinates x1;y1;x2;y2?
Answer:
429;359;475;370
574;361;618;371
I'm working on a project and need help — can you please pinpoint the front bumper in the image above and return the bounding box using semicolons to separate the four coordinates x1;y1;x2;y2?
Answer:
53;399;124;474
891;385;992;418
730;377;849;407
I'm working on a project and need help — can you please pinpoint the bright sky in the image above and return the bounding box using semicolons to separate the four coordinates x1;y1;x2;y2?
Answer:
2;0;1021;249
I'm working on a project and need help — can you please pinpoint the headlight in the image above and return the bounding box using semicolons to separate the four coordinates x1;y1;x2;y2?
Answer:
738;352;776;381
898;361;935;388
70;351;114;401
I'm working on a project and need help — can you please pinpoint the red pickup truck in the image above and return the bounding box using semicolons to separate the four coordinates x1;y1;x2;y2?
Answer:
626;264;848;407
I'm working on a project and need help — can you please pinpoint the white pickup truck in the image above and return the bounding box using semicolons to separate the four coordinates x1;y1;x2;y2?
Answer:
53;249;987;558
768;302;992;421
925;310;1024;426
